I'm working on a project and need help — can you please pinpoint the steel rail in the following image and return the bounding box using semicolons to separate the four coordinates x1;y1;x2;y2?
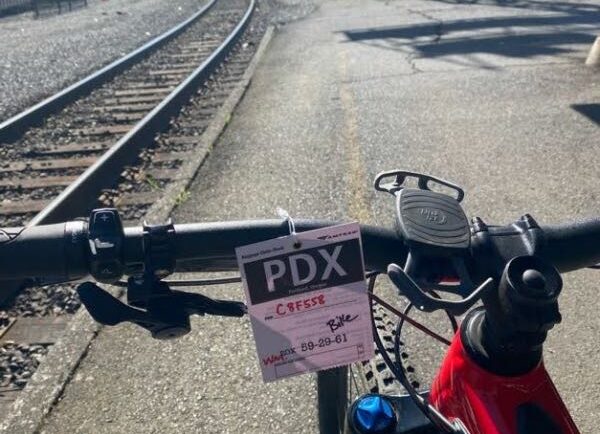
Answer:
0;0;218;143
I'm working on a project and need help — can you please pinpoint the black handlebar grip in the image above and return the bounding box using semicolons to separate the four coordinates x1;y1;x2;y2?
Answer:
0;221;89;282
540;217;600;272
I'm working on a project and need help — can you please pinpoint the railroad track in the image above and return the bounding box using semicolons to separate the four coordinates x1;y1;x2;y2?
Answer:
0;0;250;228
0;0;262;415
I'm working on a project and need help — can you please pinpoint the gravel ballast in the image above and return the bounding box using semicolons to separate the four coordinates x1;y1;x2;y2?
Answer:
0;0;210;120
0;344;49;389
0;0;316;122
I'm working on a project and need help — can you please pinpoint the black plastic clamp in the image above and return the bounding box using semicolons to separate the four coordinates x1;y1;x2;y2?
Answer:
142;220;176;278
374;170;465;202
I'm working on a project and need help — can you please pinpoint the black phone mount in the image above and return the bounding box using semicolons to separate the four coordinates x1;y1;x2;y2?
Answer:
375;170;494;316
78;209;246;339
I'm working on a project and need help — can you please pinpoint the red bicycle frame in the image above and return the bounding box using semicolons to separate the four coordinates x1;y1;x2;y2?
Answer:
429;331;580;434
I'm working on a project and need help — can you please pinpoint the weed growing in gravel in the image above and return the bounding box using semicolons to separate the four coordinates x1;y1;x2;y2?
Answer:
145;175;162;191
175;190;191;206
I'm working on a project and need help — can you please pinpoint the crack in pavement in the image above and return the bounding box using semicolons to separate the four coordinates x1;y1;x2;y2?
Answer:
405;8;444;73
339;59;581;85
408;9;444;43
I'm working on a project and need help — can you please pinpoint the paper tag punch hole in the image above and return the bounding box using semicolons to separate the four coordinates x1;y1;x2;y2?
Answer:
277;207;301;249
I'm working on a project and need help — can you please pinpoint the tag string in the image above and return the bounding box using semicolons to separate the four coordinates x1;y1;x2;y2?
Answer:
276;207;302;249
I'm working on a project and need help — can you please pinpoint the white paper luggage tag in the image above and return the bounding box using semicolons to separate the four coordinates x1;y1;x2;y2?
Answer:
236;222;375;382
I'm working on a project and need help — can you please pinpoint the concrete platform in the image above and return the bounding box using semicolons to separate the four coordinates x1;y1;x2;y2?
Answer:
11;0;600;432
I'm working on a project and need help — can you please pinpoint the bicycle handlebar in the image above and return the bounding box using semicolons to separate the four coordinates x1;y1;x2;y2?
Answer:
538;217;600;272
0;215;599;284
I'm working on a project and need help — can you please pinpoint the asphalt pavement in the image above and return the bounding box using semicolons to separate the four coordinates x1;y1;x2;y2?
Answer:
35;0;600;432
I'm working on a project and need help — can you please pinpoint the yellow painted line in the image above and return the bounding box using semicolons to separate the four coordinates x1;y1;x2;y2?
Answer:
337;49;374;224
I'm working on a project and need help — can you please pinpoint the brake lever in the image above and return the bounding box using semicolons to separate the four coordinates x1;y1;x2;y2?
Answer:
77;282;190;339
77;282;246;340
387;264;494;316
176;291;247;317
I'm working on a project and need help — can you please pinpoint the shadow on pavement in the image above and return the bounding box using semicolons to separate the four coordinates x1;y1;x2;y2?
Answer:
339;1;600;67
427;0;599;16
572;104;600;126
417;32;595;58
343;14;599;42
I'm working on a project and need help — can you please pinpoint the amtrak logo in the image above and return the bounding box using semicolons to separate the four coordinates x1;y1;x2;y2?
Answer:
419;208;447;225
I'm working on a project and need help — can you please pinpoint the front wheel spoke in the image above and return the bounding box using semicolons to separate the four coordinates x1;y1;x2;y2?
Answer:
349;365;360;403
